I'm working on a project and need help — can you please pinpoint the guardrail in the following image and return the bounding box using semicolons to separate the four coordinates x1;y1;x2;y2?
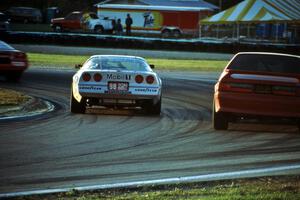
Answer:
2;31;299;54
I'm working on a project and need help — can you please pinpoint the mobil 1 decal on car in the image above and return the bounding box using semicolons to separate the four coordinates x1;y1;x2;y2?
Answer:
106;73;132;81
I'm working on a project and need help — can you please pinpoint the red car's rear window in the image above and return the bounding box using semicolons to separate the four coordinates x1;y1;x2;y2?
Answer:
228;54;300;74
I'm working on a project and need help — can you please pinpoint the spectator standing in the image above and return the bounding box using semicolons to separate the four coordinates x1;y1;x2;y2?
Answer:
125;14;133;36
115;18;123;35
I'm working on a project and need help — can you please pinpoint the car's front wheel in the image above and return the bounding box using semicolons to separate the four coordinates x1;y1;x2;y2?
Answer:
70;90;86;114
212;100;229;130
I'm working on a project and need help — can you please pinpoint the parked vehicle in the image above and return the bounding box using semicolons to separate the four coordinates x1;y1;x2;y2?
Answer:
71;55;162;114
213;52;300;131
51;11;113;33
97;4;213;37
0;12;10;33
6;7;42;23
0;40;28;82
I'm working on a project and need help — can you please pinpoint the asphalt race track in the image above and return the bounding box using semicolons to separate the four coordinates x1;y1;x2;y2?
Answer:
1;69;300;195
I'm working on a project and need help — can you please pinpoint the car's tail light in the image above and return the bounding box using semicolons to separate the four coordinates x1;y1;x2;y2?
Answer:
12;52;27;60
93;73;102;82
273;86;296;96
146;75;154;84
135;75;143;84
82;73;91;82
219;82;253;93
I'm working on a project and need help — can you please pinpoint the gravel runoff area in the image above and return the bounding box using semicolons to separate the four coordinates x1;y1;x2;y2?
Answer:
12;44;233;60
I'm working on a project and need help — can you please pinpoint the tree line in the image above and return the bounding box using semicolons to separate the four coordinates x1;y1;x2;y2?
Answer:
1;0;243;16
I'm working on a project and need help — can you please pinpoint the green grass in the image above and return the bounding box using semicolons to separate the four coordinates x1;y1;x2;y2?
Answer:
28;53;228;71
19;176;300;200
0;88;29;106
28;53;89;68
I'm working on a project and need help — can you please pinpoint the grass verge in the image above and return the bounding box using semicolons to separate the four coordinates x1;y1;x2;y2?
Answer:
28;53;228;71
0;88;29;106
15;176;300;200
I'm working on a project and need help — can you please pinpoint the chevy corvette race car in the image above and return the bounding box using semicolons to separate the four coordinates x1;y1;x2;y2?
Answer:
71;55;162;115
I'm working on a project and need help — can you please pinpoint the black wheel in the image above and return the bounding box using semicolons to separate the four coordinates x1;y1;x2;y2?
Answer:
70;90;86;114
161;29;171;38
53;25;62;32
143;98;161;115
94;26;104;34
212;100;228;130
6;71;23;82
151;98;161;115
173;30;181;38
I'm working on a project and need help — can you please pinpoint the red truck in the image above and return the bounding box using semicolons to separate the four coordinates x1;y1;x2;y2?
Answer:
97;4;213;37
51;11;113;33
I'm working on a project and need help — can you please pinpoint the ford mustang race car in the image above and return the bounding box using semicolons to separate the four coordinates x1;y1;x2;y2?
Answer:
71;55;162;115
0;40;28;82
213;52;300;131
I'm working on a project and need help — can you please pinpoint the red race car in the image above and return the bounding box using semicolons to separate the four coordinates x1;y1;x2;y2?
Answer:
0;40;28;81
213;52;300;131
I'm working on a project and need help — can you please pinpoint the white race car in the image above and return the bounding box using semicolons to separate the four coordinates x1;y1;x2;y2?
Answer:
71;55;162;114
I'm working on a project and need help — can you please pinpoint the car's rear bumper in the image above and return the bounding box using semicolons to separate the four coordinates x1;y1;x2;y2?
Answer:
80;92;160;100
0;63;28;72
215;91;300;118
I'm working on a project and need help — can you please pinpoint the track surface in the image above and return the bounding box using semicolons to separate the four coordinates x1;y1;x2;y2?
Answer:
0;69;300;194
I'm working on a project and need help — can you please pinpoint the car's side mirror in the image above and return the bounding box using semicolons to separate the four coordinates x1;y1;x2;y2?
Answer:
75;64;82;69
150;64;155;69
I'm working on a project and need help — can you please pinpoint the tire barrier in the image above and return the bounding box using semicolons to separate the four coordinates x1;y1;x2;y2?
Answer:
2;31;299;54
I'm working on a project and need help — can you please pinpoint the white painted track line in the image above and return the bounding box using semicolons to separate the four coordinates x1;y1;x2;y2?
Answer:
1;164;300;198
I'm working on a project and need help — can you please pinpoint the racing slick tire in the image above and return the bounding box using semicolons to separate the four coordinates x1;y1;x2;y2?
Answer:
151;98;161;115
70;90;86;114
143;98;161;115
212;100;228;130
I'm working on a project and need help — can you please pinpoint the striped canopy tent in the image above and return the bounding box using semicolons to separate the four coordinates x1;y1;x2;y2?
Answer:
199;0;300;42
202;0;300;24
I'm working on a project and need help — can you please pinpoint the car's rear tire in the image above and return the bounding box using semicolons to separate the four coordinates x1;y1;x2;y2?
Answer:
172;29;181;38
70;90;86;114
143;98;161;115
151;98;161;115
94;25;104;34
161;29;171;38
6;71;23;82
53;25;62;32
213;100;228;130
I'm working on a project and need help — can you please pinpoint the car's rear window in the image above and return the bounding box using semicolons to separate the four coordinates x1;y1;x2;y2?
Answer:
228;54;300;74
0;41;14;51
84;57;151;71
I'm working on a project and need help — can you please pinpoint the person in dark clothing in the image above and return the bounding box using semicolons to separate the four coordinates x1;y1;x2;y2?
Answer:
125;14;133;36
115;18;123;35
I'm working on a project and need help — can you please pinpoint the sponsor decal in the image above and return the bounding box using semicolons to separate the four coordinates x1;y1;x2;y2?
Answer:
106;74;131;80
134;88;158;93
79;86;102;91
143;12;155;27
